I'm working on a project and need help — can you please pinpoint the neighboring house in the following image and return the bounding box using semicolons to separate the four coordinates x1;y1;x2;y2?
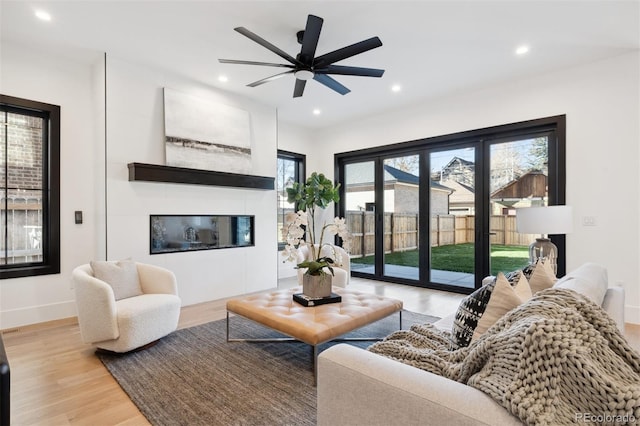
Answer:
439;179;475;215
490;170;547;214
345;163;452;214
435;156;475;188
433;162;548;216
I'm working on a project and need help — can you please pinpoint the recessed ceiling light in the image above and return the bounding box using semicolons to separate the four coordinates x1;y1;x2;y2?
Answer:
312;109;321;116
34;9;52;22
515;45;530;56
391;84;402;93
218;75;228;83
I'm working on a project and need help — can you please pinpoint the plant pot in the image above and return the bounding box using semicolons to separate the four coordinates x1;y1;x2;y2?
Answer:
302;273;332;298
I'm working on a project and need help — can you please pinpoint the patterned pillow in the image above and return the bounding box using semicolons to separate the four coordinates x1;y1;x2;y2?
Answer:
471;272;532;341
450;269;529;349
521;263;535;281
450;279;496;349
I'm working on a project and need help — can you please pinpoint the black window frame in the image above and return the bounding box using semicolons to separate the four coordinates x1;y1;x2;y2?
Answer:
0;94;60;279
335;115;566;292
277;150;306;250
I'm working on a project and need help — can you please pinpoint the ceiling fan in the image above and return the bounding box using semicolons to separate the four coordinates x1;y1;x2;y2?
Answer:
219;14;385;98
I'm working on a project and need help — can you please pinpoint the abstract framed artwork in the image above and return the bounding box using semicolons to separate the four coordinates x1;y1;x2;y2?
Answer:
163;88;252;174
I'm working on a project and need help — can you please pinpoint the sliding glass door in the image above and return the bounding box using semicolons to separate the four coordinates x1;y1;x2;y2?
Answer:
383;155;420;280
428;147;476;290
343;161;376;274
336;116;565;293
487;134;551;276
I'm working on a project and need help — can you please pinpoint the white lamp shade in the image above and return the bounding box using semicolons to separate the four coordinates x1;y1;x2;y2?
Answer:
516;205;573;235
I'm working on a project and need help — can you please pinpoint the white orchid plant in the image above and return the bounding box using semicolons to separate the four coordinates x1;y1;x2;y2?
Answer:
281;172;352;276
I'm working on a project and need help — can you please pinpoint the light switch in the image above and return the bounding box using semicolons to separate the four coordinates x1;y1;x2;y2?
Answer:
75;211;83;224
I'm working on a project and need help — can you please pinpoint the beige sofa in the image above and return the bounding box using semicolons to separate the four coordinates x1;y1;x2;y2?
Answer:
317;264;625;426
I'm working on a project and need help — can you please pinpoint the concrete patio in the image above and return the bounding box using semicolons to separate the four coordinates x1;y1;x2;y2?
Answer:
351;263;475;289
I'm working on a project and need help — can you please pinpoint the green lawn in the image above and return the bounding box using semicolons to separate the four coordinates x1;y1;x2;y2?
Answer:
354;243;529;275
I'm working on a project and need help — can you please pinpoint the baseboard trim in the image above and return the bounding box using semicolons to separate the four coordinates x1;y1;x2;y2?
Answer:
625;305;640;325
0;300;77;331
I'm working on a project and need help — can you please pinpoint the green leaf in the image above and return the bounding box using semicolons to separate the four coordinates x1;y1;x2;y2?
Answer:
296;258;335;276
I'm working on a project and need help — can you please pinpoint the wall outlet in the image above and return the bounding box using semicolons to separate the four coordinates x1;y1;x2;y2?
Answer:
582;216;597;226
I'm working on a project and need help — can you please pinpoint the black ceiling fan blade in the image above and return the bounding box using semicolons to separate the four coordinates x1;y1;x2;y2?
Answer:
313;74;351;95
234;27;303;66
313;36;383;68
219;59;295;68
293;79;307;98
316;64;385;77
299;15;323;65
247;70;294;87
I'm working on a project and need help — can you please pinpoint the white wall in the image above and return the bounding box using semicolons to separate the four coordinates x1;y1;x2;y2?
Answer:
316;51;640;324
105;56;278;306
0;43;281;328
0;42;104;328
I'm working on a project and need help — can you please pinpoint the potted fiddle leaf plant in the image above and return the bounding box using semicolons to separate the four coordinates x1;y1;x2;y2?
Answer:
281;172;352;298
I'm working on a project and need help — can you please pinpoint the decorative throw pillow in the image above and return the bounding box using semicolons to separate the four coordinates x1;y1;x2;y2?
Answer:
527;259;557;294
521;263;536;281
511;272;533;300
471;272;532;341
90;259;143;300
450;279;496;349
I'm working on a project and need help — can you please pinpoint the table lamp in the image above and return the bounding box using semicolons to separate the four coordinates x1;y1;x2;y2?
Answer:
516;205;573;274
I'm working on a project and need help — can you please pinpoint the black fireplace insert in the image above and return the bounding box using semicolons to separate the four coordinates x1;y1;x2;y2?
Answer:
150;215;254;254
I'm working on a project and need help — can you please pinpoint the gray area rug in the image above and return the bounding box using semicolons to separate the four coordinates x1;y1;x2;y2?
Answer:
99;309;438;426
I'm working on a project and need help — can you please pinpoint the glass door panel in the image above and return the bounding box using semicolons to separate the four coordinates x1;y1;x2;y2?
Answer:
344;161;376;275
382;155;420;280
276;156;297;248
429;147;475;289
488;137;548;275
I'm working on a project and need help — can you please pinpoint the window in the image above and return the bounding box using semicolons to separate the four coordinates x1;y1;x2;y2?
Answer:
0;95;60;278
277;150;305;249
336;115;566;291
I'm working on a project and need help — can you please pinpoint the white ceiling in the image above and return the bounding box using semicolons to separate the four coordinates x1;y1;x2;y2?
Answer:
1;1;638;130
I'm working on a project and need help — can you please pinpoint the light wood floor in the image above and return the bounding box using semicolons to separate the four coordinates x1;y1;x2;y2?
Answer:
2;277;639;426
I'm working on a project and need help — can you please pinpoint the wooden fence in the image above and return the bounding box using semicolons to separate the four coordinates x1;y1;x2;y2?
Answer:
346;211;535;258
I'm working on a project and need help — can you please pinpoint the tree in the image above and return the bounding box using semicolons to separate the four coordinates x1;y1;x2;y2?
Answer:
490;142;524;192
384;155;419;175
526;137;548;173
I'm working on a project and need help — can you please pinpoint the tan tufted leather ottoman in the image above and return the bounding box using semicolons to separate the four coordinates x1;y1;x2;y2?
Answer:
226;286;403;382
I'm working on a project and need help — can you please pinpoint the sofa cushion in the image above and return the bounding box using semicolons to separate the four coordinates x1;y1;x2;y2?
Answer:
553;262;608;306
450;271;529;348
525;259;557;294
90;259;143;300
472;272;532;341
450;280;495;348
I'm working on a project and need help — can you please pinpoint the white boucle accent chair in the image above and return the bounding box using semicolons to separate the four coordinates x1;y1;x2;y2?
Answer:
73;262;181;353
296;244;351;288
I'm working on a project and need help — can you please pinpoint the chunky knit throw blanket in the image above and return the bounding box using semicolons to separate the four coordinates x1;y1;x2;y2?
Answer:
368;288;640;425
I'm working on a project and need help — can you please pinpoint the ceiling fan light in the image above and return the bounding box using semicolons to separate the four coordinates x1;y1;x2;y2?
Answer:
294;69;314;81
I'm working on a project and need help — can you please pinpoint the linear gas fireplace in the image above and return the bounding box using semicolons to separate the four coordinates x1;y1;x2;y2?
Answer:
150;215;254;254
